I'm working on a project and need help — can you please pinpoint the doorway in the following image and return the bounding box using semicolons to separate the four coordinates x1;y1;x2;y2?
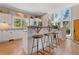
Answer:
63;20;71;39
73;19;79;41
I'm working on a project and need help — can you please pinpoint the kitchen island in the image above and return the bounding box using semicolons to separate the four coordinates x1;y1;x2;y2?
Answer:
27;26;66;54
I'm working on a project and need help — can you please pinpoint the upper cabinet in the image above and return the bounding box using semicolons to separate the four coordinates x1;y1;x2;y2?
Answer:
0;13;29;29
0;13;12;27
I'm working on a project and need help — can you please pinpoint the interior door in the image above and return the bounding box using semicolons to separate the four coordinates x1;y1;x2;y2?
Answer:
73;19;79;41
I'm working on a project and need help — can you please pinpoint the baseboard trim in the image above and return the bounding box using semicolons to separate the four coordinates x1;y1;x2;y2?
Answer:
0;40;9;44
72;39;79;45
0;38;22;44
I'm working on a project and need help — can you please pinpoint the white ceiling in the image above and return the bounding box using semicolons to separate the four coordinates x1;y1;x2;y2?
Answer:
0;3;78;15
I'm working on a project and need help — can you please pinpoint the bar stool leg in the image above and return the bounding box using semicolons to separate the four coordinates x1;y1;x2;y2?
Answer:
31;39;35;55
55;38;57;47
48;36;51;53
43;36;46;48
37;39;39;54
41;38;44;54
51;35;53;44
55;34;58;47
56;34;59;47
58;38;60;46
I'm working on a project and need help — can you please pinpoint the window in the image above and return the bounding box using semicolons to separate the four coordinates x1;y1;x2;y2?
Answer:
14;17;21;28
52;8;71;35
13;16;28;29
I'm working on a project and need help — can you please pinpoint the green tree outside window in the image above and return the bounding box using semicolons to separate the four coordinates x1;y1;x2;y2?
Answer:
14;18;21;28
22;19;27;28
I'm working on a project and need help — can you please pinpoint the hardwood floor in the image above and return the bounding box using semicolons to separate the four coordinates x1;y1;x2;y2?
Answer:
0;39;79;55
32;39;79;55
0;39;25;55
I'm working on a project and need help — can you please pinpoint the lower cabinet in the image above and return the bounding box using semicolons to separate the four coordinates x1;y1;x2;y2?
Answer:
0;29;28;54
0;30;27;42
0;31;10;42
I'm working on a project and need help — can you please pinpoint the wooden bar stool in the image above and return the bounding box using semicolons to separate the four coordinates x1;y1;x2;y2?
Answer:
43;32;53;53
31;34;44;55
52;32;61;47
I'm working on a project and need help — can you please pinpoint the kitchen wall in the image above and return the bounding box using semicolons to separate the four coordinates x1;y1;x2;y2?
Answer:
71;4;79;19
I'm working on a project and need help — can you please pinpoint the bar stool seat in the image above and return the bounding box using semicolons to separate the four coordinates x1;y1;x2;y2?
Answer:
32;35;43;39
44;34;49;36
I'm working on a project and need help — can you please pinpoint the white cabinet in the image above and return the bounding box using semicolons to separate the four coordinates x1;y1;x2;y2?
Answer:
0;31;10;42
0;13;12;26
9;29;28;54
9;30;22;39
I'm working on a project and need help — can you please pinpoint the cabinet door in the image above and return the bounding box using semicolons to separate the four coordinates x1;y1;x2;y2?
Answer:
9;30;18;39
74;19;79;41
0;31;10;42
9;30;23;39
0;13;12;26
14;30;22;39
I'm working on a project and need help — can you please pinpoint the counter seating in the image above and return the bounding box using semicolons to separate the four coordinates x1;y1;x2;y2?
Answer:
43;32;61;49
31;31;62;54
